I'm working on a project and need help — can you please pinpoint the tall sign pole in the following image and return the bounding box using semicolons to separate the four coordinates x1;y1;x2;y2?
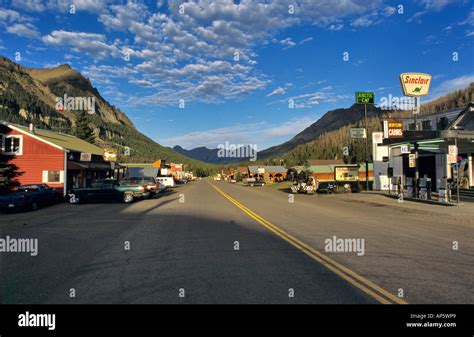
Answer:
355;92;374;191
399;73;432;199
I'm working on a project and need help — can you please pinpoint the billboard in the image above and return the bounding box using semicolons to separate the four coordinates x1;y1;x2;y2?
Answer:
350;128;367;139
334;166;359;182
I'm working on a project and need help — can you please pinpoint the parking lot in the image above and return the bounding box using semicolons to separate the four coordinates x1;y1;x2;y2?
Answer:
1;179;473;304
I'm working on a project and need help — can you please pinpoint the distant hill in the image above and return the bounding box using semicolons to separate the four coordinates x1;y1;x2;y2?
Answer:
0;55;218;174
258;103;386;159
420;83;473;114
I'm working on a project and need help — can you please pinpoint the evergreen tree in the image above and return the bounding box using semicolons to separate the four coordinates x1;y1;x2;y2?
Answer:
74;111;95;143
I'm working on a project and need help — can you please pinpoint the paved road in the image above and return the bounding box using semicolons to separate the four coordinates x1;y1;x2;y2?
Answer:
0;179;472;304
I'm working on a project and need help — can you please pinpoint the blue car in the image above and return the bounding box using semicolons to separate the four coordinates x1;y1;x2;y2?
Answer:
0;184;60;212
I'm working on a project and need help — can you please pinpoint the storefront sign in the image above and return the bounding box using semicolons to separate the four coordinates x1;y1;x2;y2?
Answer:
399;73;432;97
103;149;117;162
384;120;404;138
80;153;92;162
400;145;410;154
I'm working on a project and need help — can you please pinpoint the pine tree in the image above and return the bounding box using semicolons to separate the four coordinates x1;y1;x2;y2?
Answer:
74;111;95;143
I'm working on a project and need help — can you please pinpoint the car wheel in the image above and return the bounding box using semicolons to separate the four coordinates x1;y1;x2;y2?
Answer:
123;192;134;204
30;201;38;211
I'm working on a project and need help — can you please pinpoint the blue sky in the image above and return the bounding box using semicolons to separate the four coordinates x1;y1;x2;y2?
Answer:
0;0;473;150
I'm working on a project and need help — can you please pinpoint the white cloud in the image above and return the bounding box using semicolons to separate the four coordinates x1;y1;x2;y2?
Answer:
42;30;121;59
267;87;286;97
431;74;474;96
6;23;39;38
280;37;296;49
11;0;108;13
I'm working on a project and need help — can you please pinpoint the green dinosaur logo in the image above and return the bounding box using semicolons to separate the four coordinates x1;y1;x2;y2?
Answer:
412;86;423;93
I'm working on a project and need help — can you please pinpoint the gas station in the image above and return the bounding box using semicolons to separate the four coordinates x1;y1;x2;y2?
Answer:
372;73;474;202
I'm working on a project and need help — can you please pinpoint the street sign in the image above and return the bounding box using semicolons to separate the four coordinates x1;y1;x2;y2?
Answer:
153;160;162;168
409;153;416;168
80;153;92;161
350;128;367;139
355;92;374;104
385;120;404;138
399;73;432;97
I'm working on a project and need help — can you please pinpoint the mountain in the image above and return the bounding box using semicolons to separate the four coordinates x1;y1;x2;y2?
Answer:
172;145;256;164
259;103;385;159
0;55;218;174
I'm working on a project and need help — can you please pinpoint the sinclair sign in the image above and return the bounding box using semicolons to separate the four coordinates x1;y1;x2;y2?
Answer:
399;73;432;97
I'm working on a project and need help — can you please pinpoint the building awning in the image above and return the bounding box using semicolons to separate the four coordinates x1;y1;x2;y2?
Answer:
68;161;112;170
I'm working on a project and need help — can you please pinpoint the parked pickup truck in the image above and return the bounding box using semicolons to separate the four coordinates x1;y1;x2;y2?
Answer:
69;179;149;204
0;184;60;212
121;176;166;197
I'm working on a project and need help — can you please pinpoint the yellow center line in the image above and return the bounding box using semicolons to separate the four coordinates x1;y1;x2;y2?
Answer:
208;180;407;305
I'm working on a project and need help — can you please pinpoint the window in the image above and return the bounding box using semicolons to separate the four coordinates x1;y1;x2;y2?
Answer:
0;134;23;155
42;170;64;183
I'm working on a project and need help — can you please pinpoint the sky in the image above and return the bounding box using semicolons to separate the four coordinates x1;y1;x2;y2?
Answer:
0;0;473;151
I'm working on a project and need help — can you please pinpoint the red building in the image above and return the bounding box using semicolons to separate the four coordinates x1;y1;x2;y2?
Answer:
0;122;115;196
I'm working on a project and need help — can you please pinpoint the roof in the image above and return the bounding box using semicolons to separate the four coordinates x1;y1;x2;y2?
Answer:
307;159;344;166
2;121;103;155
248;165;287;173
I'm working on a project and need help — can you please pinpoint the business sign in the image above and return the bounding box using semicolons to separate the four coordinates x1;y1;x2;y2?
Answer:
372;132;383;144
400;145;410;154
103;149;117;162
355;92;374;104
334;166;359;182
350;128;367;139
408;153;416;168
80;152;92;162
399;73;432;97
384;120;404;138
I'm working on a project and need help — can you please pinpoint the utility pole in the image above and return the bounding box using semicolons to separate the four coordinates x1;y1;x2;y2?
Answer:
364;103;369;191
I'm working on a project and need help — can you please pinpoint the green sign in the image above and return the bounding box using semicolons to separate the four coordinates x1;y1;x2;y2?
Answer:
355;92;374;104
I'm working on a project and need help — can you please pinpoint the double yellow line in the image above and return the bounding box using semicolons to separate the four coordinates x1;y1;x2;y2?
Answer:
209;181;407;304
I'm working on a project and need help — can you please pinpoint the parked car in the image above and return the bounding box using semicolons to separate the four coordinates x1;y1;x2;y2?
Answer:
0;184;60;212
69;179;149;204
121;176;164;197
249;180;265;187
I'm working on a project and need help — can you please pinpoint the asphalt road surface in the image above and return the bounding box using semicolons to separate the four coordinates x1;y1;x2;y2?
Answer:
1;179;472;304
